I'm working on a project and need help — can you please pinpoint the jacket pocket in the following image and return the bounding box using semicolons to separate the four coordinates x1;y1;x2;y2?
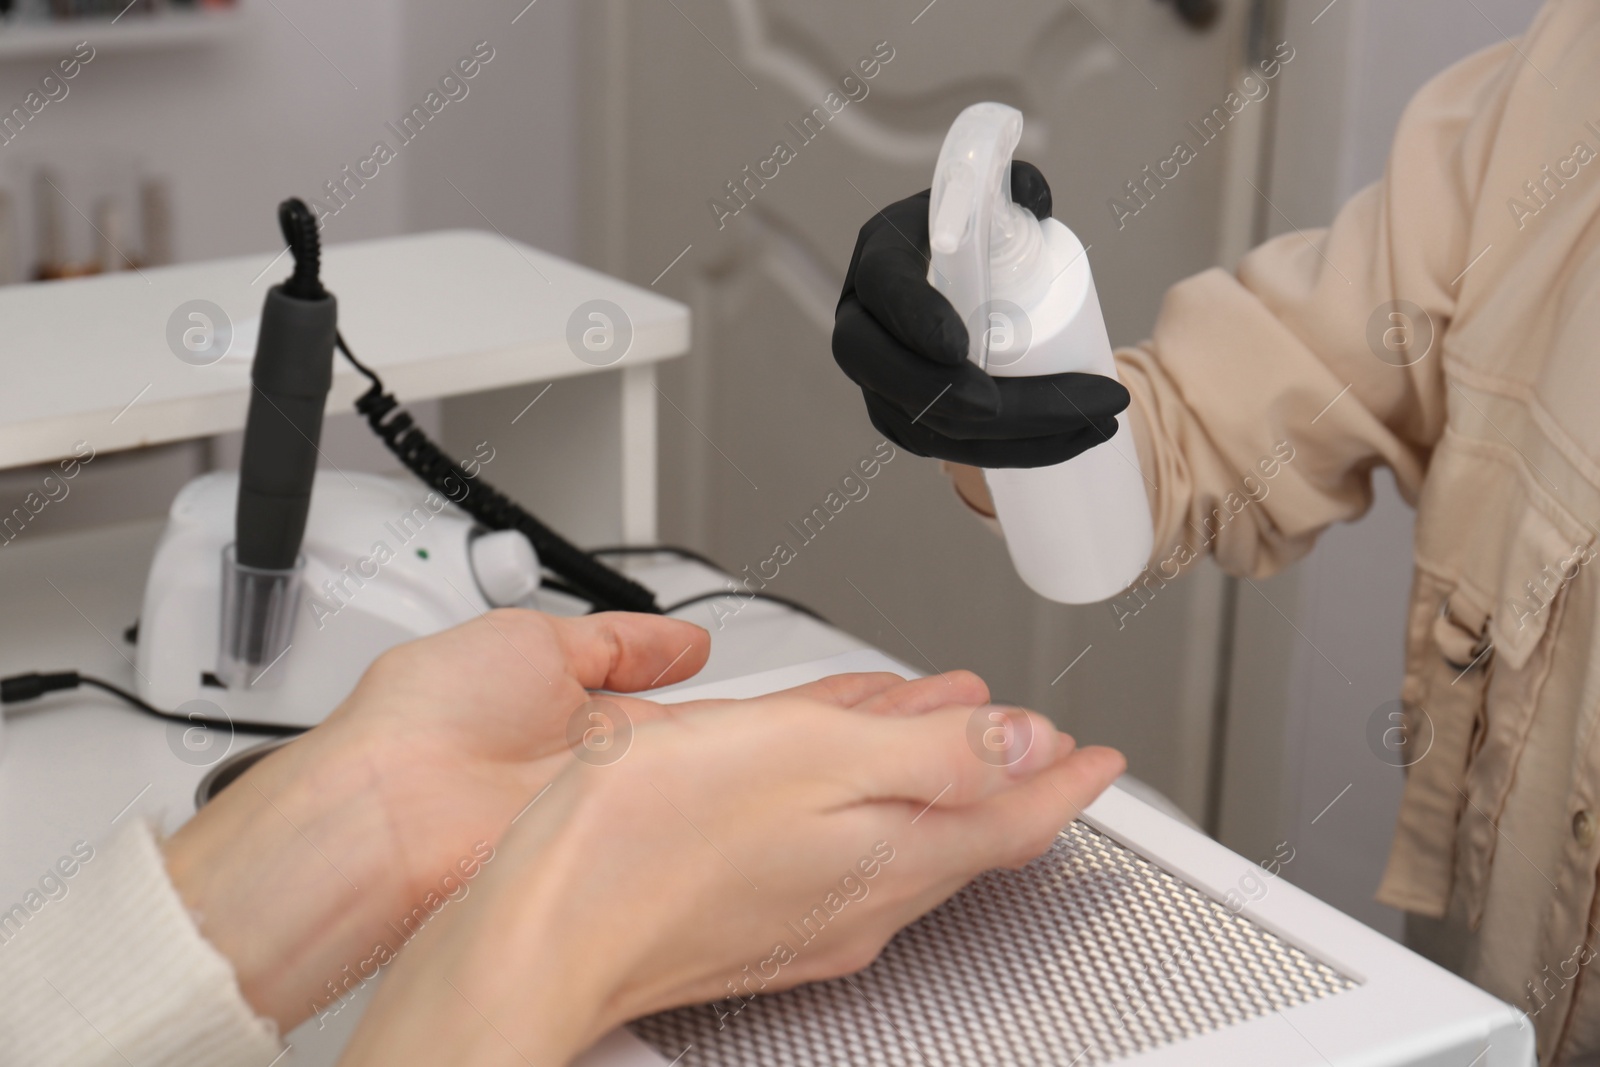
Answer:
1377;569;1492;918
1381;435;1595;921
1444;455;1594;927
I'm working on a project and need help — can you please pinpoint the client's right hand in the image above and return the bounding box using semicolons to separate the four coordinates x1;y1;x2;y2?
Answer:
337;695;1125;1066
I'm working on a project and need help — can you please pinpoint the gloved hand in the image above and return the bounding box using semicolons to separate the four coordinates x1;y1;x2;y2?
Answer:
833;162;1131;469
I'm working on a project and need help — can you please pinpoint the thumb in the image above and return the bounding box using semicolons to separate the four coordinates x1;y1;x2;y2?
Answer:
549;613;710;692
842;704;1064;809
909;744;1127;875
1010;160;1053;221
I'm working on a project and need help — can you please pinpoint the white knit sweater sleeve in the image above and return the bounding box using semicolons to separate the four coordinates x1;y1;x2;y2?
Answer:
0;817;283;1066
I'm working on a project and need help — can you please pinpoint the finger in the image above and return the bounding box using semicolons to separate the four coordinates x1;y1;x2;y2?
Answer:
1038;744;1127;823
548;613;711;692
600;693;678;730
906;744;1125;874
840;704;1063;808
628;672;986;726
865;395;1114;469
851;672;990;718
668;672;909;715
773;671;908;707
835;299;999;418
909;373;1128;441
993;373;1130;434
968;745;1127;867
1010;160;1053;221
852;213;970;367
640;675;908;726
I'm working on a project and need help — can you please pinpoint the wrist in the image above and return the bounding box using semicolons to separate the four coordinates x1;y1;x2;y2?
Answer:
473;793;636;1050
493;775;735;1043
343;785;628;1066
162;728;384;1032
943;461;996;517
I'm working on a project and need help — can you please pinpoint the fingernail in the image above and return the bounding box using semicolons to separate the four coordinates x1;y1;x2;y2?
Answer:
1006;712;1057;777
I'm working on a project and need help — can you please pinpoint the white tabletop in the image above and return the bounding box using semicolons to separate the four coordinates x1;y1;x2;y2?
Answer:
0;229;690;469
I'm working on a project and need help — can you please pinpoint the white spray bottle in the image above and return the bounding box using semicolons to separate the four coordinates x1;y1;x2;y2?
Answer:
929;102;1152;604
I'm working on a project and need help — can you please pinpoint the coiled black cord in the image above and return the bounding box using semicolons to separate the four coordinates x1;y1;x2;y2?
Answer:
278;199;326;301
344;343;662;613
275;198;662;615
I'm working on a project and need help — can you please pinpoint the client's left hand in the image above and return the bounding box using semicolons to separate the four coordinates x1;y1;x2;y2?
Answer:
162;609;990;1032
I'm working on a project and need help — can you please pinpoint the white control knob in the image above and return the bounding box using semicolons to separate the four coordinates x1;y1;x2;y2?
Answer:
469;530;541;607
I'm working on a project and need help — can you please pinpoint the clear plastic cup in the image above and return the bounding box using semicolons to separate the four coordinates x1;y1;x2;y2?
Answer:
217;544;304;691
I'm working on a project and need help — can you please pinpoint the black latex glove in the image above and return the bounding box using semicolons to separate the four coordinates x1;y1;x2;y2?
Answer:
833;162;1130;469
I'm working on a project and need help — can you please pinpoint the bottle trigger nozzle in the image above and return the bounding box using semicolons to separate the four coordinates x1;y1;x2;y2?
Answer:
930;168;975;255
927;103;1030;367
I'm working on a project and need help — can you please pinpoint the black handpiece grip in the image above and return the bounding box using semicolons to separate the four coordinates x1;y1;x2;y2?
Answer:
235;285;338;571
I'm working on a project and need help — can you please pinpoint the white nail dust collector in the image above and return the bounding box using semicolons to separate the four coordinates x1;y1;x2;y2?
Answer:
579;651;1535;1067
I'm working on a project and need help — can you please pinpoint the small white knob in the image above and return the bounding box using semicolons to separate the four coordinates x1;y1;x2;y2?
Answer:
469;531;541;607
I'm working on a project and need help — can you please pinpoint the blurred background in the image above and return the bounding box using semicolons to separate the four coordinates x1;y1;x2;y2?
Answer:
0;0;1543;938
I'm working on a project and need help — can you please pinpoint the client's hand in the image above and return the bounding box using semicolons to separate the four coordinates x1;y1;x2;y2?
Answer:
337;696;1125;1066
162;609;992;1032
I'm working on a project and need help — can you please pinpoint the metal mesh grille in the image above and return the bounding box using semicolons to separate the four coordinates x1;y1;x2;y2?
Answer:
631;821;1357;1065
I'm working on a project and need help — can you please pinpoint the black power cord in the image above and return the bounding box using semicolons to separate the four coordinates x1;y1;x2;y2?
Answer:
0;672;304;737
660;588;830;624
274;198;831;626
591;545;831;624
274;197;662;616
589;544;722;569
278;198;326;301
341;333;662;615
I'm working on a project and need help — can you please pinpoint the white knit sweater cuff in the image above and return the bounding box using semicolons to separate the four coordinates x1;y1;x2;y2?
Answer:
0;817;283;1067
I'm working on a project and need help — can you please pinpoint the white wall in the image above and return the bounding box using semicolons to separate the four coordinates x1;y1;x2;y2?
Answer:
392;0;592;486
0;3;408;260
0;0;410;530
397;0;580;259
0;0;585;535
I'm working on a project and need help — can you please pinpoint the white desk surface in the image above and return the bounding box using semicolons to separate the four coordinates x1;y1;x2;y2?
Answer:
0;229;690;469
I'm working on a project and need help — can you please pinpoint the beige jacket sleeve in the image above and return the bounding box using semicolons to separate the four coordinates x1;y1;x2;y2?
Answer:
1117;39;1516;583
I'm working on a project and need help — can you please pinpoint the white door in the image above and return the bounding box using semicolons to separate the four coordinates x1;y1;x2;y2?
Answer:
582;0;1269;823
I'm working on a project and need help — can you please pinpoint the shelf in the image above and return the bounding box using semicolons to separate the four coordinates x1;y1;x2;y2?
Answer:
0;8;239;60
0;229;691;470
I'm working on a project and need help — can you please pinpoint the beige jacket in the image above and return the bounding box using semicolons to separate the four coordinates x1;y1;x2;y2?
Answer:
957;2;1600;1059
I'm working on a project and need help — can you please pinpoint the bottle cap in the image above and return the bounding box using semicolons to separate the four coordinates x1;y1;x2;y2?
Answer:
928;102;1050;370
